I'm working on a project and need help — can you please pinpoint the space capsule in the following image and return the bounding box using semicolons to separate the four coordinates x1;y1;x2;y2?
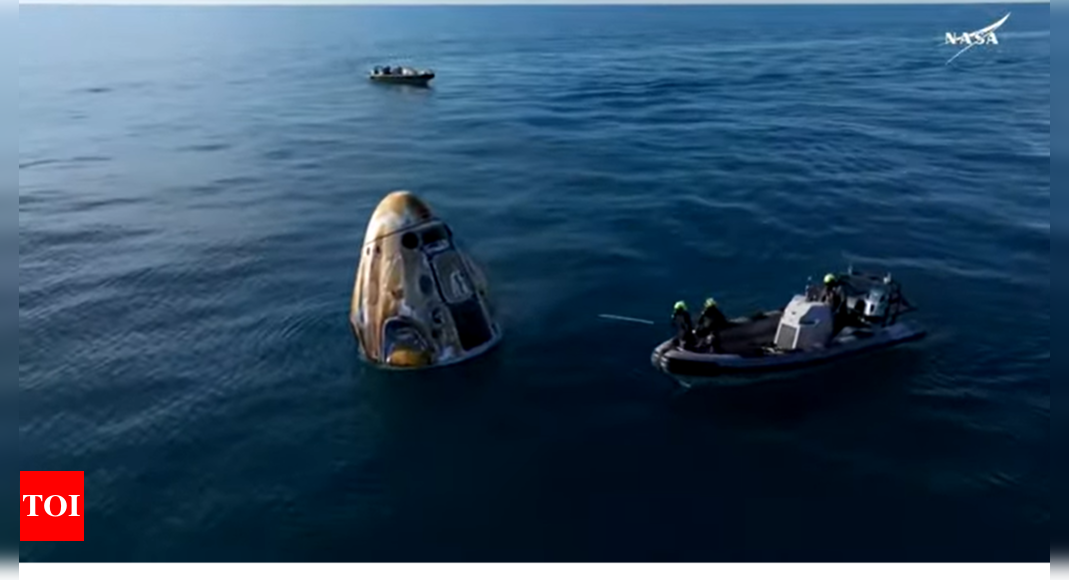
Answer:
350;191;503;369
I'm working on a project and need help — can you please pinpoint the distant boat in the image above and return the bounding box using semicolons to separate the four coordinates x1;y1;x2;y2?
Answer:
369;66;435;86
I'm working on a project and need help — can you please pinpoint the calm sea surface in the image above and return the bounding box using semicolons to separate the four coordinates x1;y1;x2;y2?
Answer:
19;5;1049;562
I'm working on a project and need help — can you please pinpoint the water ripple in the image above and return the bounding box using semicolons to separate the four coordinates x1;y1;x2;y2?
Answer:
19;156;112;170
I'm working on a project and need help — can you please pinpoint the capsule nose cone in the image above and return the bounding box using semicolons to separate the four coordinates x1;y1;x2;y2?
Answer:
364;191;437;244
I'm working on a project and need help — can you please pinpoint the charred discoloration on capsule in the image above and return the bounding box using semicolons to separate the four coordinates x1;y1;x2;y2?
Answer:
351;191;502;369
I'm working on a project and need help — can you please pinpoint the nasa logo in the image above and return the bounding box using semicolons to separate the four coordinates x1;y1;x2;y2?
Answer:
945;13;1011;65
20;471;85;542
945;31;999;46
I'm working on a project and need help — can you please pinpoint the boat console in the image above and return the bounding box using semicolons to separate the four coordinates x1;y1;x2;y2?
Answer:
774;296;834;351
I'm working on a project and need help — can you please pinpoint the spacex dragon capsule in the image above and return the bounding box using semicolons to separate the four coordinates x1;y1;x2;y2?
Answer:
350;191;503;369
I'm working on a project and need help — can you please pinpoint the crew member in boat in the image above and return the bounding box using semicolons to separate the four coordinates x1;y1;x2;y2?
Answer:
695;297;731;353
671;301;696;350
820;274;845;310
821;273;851;332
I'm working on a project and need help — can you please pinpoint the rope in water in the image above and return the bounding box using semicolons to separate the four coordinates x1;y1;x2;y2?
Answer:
598;314;656;326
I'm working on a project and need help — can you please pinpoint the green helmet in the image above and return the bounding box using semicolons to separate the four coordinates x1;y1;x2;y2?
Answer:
824;273;837;285
705;298;718;309
674;301;688;312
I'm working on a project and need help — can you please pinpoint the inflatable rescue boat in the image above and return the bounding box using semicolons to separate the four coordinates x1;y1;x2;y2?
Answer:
651;271;926;387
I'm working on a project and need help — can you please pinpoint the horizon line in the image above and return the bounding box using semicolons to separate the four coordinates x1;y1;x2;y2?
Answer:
15;0;1056;5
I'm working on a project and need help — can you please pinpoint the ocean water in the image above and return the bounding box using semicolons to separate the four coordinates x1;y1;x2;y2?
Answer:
18;5;1049;562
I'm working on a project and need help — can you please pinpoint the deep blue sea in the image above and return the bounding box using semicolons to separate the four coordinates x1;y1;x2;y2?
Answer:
18;4;1049;562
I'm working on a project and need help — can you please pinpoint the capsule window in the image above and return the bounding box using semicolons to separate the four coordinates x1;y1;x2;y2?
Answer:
419;275;435;296
401;232;420;250
421;225;450;247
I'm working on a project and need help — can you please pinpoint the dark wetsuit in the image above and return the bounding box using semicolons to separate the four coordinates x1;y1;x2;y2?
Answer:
696;305;730;353
821;283;848;332
821;284;845;312
672;310;695;350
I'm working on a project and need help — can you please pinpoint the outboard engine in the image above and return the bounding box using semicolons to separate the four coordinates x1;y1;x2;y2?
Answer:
774;296;835;351
845;279;892;324
861;287;890;320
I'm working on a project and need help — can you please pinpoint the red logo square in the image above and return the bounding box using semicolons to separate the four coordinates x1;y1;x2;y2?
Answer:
20;472;85;542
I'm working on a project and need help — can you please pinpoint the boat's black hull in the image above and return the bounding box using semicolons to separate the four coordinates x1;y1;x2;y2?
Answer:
369;74;435;86
652;322;927;384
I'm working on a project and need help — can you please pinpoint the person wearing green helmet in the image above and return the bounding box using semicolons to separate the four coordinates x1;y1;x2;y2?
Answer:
820;273;848;332
696;297;731;353
671;301;696;350
821;273;843;306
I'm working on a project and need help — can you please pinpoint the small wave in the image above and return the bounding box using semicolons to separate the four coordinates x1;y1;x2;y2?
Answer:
27;226;155;250
273;310;334;346
1000;30;1050;40
19;194;46;207
19;156;111;171
93;384;213;450
263;149;296;161
730;34;927;56
19;159;61;170
973;470;1025;493
748;72;792;84
215;176;263;189
68;196;147;213
1025;393;1049;420
839;253;1020;286
913;382;995;412
179;143;231;153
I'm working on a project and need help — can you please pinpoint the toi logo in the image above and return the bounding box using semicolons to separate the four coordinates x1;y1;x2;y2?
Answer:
20;472;85;542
